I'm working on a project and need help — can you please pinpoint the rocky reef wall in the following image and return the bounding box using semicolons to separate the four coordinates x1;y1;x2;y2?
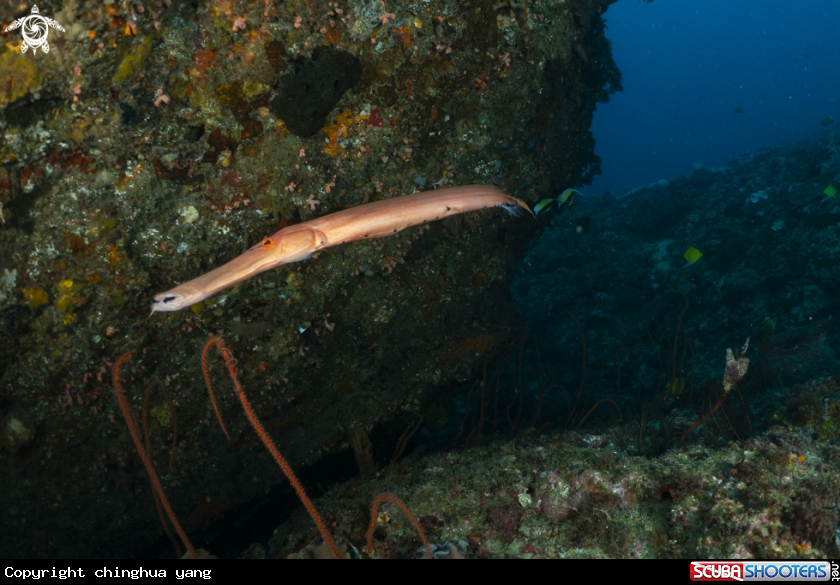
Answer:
263;132;840;560
0;0;620;558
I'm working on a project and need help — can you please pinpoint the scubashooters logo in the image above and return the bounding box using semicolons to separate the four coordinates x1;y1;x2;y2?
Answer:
3;5;65;54
691;560;834;581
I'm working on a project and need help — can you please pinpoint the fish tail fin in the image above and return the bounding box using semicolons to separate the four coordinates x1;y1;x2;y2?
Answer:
502;198;536;219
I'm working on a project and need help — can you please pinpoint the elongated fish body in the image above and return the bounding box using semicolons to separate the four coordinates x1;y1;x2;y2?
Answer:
151;185;531;312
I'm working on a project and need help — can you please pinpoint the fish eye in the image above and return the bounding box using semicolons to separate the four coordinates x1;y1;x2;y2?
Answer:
262;238;274;248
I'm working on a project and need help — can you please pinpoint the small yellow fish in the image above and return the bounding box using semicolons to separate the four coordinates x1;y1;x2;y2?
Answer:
534;188;583;217
558;188;582;208
683;246;703;265
667;377;685;395
825;184;837;198
534;199;554;216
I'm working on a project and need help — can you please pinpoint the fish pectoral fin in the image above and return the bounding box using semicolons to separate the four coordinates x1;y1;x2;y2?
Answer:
313;229;330;250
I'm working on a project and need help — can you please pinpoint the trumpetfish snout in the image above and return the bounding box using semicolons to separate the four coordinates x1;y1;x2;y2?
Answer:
152;185;532;313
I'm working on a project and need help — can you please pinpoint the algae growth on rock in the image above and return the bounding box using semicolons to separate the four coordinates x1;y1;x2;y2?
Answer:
0;0;620;557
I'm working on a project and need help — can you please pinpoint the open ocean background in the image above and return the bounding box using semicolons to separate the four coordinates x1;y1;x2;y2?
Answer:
590;0;840;195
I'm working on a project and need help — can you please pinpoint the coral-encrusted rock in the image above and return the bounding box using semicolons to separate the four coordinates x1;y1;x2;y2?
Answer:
0;0;621;557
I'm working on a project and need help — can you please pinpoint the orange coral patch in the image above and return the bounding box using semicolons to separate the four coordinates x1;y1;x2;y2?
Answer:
323;27;339;45
322;110;369;157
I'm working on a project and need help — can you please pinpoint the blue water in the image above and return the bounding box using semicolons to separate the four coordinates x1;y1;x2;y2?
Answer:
590;0;840;194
